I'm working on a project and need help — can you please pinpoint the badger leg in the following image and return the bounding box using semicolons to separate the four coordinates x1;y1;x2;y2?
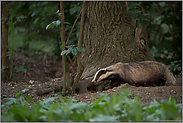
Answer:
104;80;113;90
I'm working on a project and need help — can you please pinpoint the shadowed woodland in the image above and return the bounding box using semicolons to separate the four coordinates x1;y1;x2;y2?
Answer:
1;1;182;122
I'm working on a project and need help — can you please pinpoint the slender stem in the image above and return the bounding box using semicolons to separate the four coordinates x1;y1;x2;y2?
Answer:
72;1;86;93
66;11;82;46
60;1;66;95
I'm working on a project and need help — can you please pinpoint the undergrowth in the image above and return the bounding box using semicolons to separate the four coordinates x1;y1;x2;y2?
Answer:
1;89;182;122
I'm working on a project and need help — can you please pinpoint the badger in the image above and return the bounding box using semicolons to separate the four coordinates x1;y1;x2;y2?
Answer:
92;61;176;89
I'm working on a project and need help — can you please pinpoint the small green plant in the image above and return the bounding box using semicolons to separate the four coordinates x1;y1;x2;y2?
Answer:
14;66;27;73
46;4;85;94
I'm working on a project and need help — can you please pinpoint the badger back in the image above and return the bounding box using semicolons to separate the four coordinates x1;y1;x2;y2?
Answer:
124;61;168;85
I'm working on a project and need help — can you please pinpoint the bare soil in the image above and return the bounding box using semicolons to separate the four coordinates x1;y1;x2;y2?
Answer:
1;53;182;106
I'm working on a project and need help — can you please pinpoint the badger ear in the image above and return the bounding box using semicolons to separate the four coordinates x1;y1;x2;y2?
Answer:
106;69;112;72
97;67;101;70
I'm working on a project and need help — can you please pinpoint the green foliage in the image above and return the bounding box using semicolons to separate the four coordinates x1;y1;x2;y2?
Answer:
46;5;82;60
61;45;85;56
7;2;60;57
168;60;182;75
45;9;71;31
7;2;181;74
1;89;182;122
128;2;182;75
127;2;150;26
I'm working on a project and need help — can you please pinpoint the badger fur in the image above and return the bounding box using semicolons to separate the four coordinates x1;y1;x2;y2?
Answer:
92;61;176;89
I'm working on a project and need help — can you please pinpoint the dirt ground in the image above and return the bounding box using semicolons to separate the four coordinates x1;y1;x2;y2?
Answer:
1;53;182;106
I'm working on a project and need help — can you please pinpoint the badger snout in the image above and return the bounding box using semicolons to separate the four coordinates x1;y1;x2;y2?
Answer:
91;79;97;83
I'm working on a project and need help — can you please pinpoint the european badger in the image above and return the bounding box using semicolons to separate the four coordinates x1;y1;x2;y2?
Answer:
92;61;176;89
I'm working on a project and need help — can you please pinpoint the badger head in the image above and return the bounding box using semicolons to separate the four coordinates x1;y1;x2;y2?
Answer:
92;68;117;83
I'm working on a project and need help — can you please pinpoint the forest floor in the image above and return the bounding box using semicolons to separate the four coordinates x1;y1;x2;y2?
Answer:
1;52;182;106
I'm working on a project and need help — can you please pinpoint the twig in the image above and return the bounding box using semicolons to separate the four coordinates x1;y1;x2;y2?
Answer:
166;23;174;39
141;5;148;36
66;11;82;46
67;55;72;65
154;2;161;12
152;2;175;22
72;1;86;93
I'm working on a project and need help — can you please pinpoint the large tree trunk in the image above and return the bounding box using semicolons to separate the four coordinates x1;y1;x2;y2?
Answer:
76;1;154;93
1;2;10;82
81;1;154;77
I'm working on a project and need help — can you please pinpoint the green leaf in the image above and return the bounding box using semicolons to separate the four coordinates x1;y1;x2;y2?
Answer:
55;10;60;14
99;93;110;102
4;98;17;106
52;20;61;26
15;88;29;97
21;68;27;73
24;95;35;105
69;103;88;110
58;95;69;103
93;95;105;106
71;48;77;56
16;15;27;22
64;22;71;25
66;48;72;55
76;47;85;53
46;23;55;30
1;66;6;71
19;96;29;106
42;97;57;104
10;104;27;121
65;45;75;48
46;20;61;30
58;13;62;17
60;50;68;56
167;96;176;106
143;13;149;16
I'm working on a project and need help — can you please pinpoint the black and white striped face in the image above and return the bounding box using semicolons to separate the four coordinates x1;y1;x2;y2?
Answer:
92;68;107;83
92;68;116;83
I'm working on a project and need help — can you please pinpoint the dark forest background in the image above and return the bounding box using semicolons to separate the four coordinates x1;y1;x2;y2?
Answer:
3;1;182;75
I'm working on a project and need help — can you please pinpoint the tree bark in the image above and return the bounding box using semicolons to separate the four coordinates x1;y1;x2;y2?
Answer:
1;2;10;82
81;1;154;78
75;1;155;93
